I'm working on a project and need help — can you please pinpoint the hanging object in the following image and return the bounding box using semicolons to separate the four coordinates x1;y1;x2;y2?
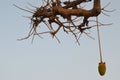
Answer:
96;17;106;76
98;62;106;76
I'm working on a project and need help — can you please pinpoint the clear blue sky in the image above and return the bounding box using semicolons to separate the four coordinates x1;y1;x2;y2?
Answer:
0;0;120;80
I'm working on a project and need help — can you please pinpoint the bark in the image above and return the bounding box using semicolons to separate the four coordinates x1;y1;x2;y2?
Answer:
63;0;92;9
52;0;101;18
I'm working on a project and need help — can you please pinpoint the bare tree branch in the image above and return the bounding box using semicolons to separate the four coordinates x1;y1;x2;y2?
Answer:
15;0;112;44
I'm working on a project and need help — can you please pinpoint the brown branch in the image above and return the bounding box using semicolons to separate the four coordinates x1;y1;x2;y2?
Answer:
63;0;92;9
15;0;112;44
52;0;101;18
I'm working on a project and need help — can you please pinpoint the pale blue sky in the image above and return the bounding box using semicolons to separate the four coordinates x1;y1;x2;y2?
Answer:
0;0;120;80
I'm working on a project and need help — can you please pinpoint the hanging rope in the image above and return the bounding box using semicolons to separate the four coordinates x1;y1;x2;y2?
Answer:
96;17;103;63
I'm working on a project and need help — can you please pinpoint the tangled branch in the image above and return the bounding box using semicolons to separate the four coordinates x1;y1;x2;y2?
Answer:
14;0;112;45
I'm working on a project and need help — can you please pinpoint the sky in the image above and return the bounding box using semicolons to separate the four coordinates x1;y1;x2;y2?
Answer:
0;0;120;80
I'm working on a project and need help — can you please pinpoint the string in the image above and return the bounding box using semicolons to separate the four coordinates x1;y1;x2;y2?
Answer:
96;17;103;63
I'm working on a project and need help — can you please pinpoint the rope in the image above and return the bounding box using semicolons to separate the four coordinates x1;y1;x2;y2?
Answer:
96;17;103;63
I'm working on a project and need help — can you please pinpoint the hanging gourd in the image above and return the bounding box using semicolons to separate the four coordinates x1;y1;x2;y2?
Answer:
98;62;106;76
96;17;106;76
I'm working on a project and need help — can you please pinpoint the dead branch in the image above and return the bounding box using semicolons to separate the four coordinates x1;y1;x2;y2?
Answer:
15;0;112;44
